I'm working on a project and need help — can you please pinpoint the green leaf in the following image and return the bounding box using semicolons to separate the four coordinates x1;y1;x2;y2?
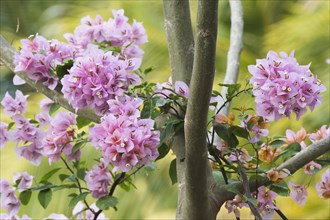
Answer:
59;174;70;182
40;168;61;182
228;125;249;139
38;188;52;209
52;184;77;191
160;120;176;145
55;59;73;79
212;171;226;186
222;182;242;195
269;183;289;196
49;103;60;116
245;196;258;206
32;184;53;191
144;163;157;172
269;140;286;148
77;168;87;181
169;159;177;185
67;174;77;182
156;143;170;161
7;122;15;130
69;192;89;209
76;116;91;129
213;124;239;148
276;142;301;161
96;196;119;210
29;119;39;124
19;189;32;205
72;141;86;154
143;66;156;75
218;83;241;98
119;181;131;192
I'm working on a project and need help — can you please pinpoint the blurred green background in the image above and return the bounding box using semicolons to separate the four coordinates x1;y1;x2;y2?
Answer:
0;0;329;219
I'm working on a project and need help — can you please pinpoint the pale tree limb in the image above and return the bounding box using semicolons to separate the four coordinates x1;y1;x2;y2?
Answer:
218;0;244;116
162;1;194;218
0;35;100;122
183;0;219;219
213;136;330;207
212;0;243;146
162;0;194;85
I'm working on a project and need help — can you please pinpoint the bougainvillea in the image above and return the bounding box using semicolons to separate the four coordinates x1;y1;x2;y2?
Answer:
249;51;326;121
0;7;329;220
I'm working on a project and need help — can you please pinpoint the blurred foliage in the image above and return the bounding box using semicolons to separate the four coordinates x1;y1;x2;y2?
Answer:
1;0;329;219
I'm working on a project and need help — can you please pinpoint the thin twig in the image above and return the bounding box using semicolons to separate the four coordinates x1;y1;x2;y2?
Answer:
237;159;263;220
93;172;126;220
60;157;94;214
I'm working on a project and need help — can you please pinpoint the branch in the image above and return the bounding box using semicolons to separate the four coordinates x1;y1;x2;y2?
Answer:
213;136;330;206
184;1;219;219
0;35;100;123
237;160;262;219
162;2;194;219
218;0;244;116
162;0;194;85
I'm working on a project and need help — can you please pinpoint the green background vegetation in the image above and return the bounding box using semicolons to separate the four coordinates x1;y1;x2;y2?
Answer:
1;0;329;219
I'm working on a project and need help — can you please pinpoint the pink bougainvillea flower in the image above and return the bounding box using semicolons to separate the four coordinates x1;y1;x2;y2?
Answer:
241;115;269;143
266;169;289;183
227;148;252;162
257;202;277;220
316;168;330;199
304;161;322;175
289;181;308;206
249;51;326;121
42;112;77;164
309;125;330;142
174;81;189;98
0;188;20;216
1;90;28;116
225;195;248;218
0;122;10;149
85;159;111;199
39;98;54;112
43;213;68;220
257;186;278;204
13;172;33;192
284;127;307;144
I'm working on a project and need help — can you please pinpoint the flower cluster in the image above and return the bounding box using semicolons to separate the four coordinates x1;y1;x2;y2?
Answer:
14;35;76;90
85;159;112;198
89;95;160;172
42;112;78;164
249;51;326;121
64;9;147;59
0;91;45;165
0;179;21;217
61;46;141;115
